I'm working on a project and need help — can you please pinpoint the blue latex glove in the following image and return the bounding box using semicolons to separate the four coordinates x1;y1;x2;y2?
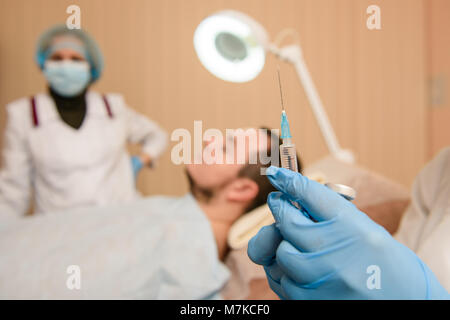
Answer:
248;166;449;300
131;156;143;180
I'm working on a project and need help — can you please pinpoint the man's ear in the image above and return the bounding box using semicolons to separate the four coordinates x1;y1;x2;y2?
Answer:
226;177;259;203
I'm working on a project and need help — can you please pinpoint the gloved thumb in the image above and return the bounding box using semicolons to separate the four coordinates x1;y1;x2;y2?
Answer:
266;166;354;221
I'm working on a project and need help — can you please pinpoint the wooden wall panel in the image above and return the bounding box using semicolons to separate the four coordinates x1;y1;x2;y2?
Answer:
427;0;450;158
0;0;427;197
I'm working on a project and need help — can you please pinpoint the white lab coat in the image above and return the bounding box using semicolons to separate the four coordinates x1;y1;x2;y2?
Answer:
395;147;450;291
0;91;168;218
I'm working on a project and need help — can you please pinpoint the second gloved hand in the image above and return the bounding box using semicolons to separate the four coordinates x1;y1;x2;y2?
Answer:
131;156;143;180
247;166;449;300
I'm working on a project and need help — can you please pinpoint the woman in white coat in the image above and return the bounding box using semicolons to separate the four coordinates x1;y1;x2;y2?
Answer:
0;25;168;219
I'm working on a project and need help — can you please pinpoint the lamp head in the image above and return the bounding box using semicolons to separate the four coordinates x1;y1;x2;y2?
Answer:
194;10;269;83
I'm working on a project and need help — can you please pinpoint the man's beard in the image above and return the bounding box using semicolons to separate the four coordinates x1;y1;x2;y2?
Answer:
185;168;239;203
185;169;214;202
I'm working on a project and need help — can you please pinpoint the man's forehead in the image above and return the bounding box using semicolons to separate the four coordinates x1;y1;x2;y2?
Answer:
226;128;261;139
225;128;272;152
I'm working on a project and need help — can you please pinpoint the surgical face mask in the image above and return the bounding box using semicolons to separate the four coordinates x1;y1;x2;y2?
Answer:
43;60;91;97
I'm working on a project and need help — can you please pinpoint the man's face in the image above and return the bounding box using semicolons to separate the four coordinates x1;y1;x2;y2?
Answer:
185;129;266;192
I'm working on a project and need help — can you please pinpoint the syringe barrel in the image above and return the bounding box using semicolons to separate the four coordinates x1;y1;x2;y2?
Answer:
280;141;298;172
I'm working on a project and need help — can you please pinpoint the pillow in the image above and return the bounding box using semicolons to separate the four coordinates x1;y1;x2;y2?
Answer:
303;155;410;209
304;155;410;234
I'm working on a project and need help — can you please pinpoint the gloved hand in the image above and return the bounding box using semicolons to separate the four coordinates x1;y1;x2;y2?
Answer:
248;166;449;300
131;156;143;180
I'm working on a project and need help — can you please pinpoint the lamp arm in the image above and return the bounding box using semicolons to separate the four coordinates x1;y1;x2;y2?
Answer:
269;44;355;164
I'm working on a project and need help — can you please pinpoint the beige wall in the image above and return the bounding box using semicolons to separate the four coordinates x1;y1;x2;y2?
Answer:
0;0;428;197
427;0;450;158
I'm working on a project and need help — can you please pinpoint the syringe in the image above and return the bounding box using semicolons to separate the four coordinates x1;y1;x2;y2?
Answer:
280;111;299;172
277;68;299;173
276;68;356;203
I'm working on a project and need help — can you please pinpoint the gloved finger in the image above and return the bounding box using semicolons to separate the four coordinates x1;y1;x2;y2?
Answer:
268;192;346;252
264;261;284;283
279;275;312;300
266;166;354;221
276;239;357;286
247;223;282;266
263;264;287;300
280;275;350;300
267;192;314;226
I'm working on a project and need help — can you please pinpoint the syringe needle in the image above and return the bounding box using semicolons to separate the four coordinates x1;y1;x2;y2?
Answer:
277;66;285;112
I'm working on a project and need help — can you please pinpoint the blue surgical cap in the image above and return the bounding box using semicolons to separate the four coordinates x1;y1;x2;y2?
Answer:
35;25;104;82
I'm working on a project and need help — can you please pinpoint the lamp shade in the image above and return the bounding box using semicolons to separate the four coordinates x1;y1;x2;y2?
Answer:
194;10;269;83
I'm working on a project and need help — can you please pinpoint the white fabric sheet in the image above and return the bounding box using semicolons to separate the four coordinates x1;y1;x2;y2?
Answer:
0;194;229;299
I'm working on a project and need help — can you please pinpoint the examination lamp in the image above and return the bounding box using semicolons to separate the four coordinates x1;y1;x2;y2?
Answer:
193;10;354;164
